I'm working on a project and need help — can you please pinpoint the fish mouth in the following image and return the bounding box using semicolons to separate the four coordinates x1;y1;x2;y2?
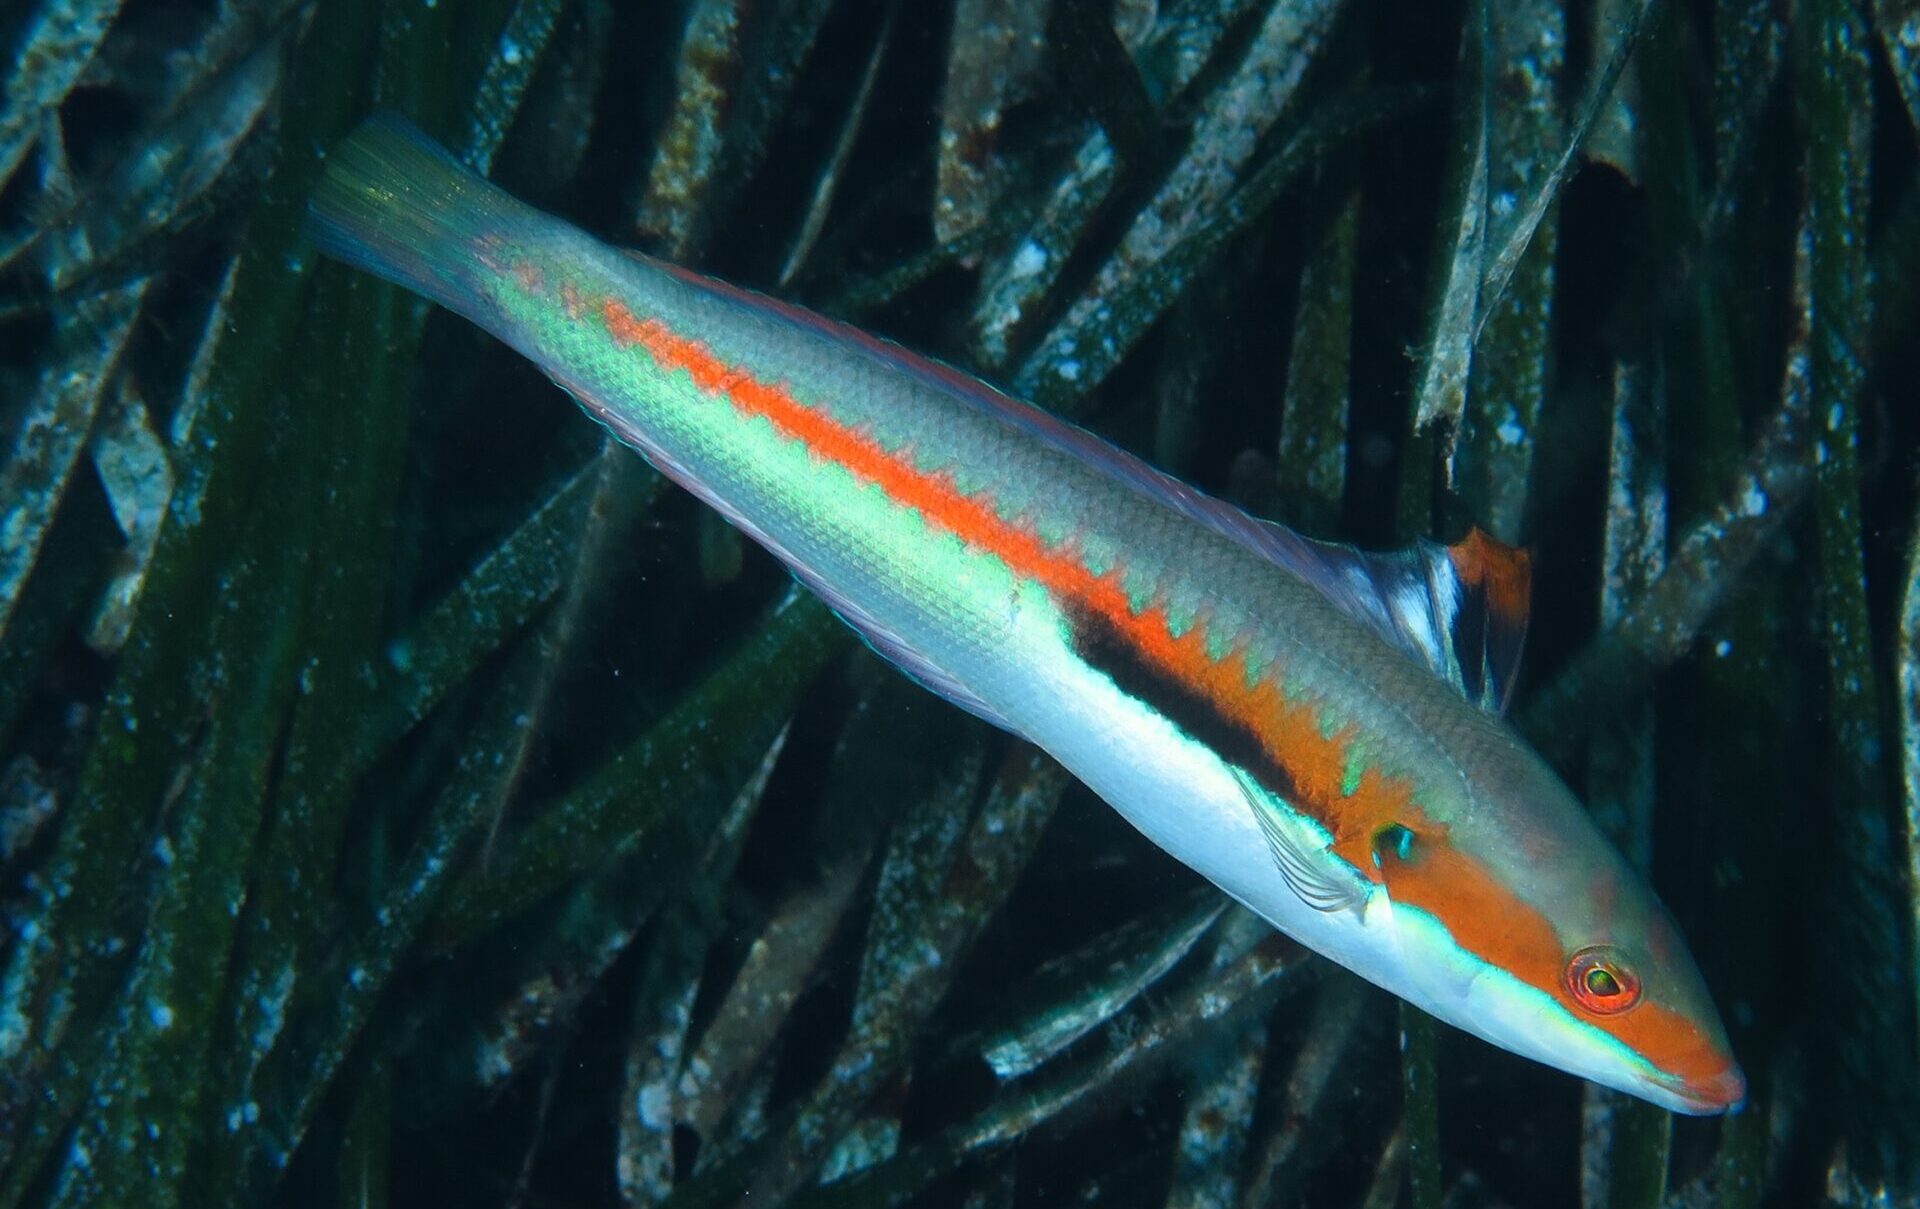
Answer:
1652;1061;1748;1115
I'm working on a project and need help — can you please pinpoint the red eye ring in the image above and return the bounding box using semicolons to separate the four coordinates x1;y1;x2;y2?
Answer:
1565;947;1642;1015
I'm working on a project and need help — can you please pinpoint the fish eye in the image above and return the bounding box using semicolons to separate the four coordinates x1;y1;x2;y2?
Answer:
1372;823;1416;866
1565;946;1642;1014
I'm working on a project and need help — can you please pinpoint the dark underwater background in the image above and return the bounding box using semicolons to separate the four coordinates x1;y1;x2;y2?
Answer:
1;0;1918;1206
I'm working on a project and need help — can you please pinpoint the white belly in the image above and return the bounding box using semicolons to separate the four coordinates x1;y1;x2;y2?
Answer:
976;610;1410;998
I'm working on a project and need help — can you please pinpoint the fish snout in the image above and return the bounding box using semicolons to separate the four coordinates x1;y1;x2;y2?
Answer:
1649;1052;1747;1115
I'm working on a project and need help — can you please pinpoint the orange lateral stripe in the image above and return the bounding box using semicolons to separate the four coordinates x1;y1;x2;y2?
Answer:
597;298;1725;1087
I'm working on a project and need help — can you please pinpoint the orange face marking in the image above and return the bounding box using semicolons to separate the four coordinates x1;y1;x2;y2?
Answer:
595;298;1728;1089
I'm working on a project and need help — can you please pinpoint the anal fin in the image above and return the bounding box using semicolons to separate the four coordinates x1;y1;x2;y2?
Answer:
820;593;1017;733
557;373;1017;734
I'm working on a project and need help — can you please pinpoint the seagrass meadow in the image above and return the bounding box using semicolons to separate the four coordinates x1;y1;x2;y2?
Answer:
0;0;1918;1205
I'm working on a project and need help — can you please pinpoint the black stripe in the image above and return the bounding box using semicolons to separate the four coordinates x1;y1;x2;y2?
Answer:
1063;602;1309;811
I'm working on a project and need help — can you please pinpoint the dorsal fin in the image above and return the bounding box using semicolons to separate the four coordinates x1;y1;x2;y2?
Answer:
1440;527;1532;712
1244;523;1532;715
607;248;1532;711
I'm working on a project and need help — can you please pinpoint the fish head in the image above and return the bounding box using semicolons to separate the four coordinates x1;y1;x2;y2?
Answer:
1369;743;1745;1115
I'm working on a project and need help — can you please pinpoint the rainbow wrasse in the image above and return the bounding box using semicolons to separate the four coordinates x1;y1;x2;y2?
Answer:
307;115;1743;1114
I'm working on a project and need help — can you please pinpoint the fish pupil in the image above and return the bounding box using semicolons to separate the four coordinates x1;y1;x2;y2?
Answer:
1566;947;1641;1013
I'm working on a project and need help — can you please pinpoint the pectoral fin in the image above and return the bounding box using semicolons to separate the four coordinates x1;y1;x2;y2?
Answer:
1230;766;1370;915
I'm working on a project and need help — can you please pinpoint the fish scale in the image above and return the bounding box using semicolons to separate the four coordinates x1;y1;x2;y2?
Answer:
307;112;1745;1115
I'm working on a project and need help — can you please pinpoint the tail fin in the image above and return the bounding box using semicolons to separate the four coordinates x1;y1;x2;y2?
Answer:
305;113;526;308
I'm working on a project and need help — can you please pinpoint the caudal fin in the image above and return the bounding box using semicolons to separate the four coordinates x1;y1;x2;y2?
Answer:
305;113;527;309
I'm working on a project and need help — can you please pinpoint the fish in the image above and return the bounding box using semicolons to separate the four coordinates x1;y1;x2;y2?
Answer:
306;113;1745;1114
